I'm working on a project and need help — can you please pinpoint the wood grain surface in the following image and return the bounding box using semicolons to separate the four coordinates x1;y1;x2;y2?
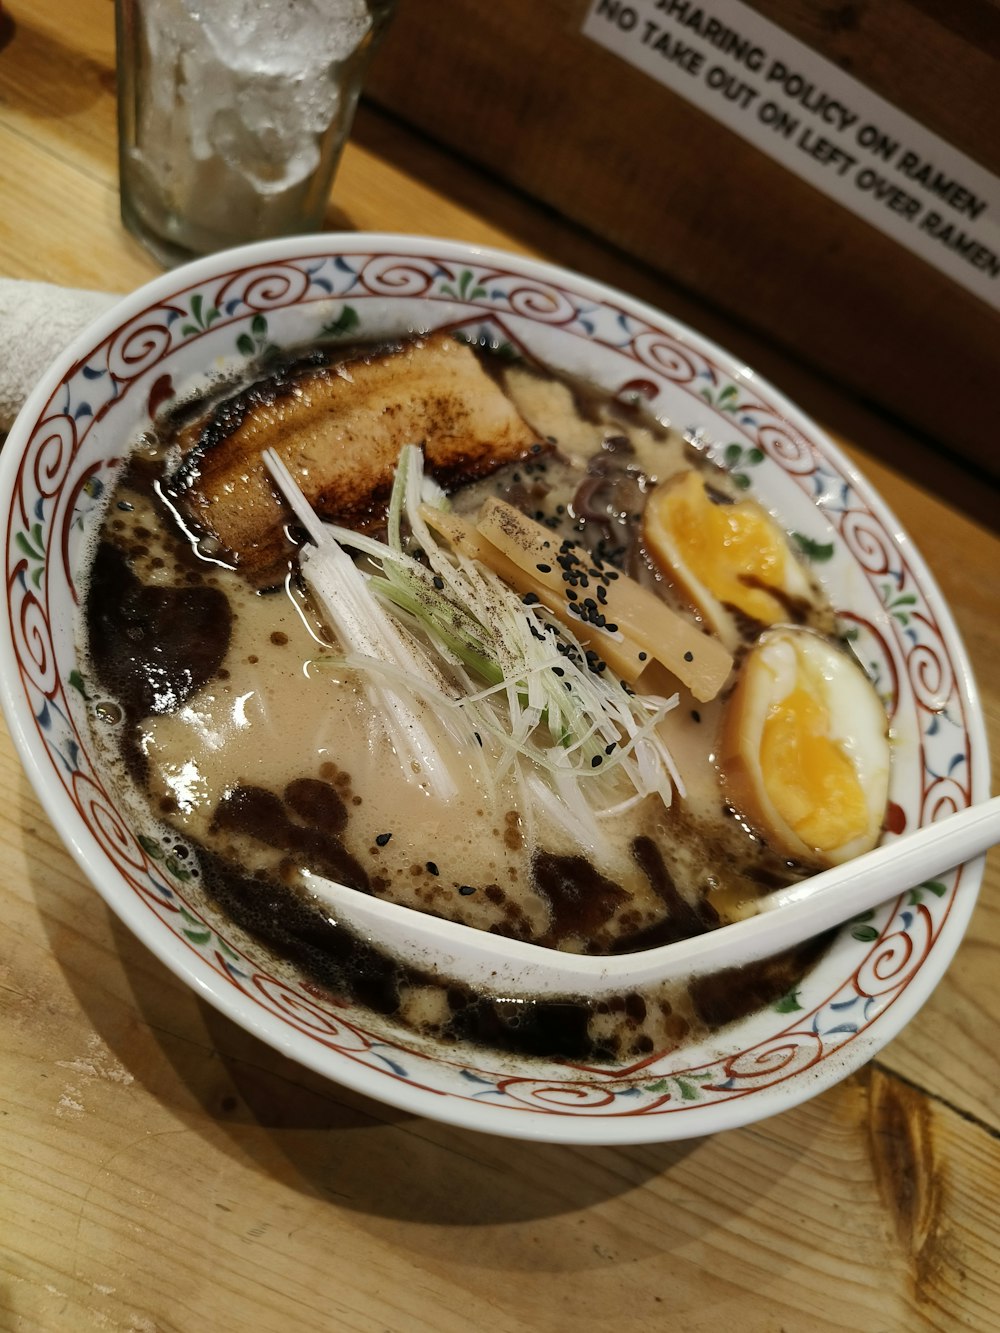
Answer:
1;3;998;1330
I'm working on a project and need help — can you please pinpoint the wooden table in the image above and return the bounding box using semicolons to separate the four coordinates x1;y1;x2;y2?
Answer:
1;4;998;1329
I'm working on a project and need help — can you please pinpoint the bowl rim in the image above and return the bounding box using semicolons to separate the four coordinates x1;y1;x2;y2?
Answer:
0;232;989;1143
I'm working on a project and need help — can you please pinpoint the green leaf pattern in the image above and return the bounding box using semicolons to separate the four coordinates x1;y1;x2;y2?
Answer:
438;268;488;301
700;382;741;413
181;292;221;337
720;441;764;491
792;532;836;563
321;304;360;338
236;312;278;359
642;1071;715;1101
880;583;918;626
15;523;46;587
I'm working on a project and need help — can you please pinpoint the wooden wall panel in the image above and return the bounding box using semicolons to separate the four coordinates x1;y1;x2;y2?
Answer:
367;0;1000;477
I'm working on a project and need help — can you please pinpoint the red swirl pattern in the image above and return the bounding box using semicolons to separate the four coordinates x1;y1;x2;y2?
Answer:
721;1031;825;1088
27;415;78;512
250;974;375;1051
905;624;954;714
71;771;149;874
840;510;896;577
630;331;702;384
496;1079;621;1111
754;419;814;474
504;281;577;324
358;255;439;297
922;779;969;823
215;263;310;312
106;315;177;380
854;906;933;996
11;581;57;697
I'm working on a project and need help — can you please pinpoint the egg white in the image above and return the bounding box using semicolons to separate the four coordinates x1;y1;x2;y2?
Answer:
719;627;890;867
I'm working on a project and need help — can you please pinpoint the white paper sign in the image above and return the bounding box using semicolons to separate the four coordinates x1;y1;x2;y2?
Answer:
583;0;1000;312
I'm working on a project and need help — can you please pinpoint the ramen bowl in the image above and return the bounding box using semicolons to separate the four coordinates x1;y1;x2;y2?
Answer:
0;236;988;1143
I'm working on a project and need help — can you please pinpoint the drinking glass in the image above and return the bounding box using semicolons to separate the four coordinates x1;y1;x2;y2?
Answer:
115;0;397;266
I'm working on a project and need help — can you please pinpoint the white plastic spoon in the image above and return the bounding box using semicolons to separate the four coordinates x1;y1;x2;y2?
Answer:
302;795;1000;997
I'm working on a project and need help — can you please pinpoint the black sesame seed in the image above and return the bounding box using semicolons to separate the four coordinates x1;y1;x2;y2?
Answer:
638;651;648;661
684;650;694;662
605;742;616;754
375;832;392;847
591;755;603;767
690;710;701;724
604;622;617;633
536;563;551;573
459;884;476;896
432;575;445;590
522;592;540;605
566;588;578;601
475;731;483;746
426;862;439;876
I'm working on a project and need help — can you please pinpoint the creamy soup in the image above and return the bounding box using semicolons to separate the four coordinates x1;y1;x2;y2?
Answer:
80;334;884;1061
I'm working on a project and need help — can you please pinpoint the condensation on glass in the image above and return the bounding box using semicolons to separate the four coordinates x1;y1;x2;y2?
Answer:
115;0;397;265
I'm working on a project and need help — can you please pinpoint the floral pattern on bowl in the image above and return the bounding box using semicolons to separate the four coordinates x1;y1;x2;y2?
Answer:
0;236;987;1143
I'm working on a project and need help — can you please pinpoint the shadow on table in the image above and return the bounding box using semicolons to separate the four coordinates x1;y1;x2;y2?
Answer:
25;776;705;1231
0;10;114;121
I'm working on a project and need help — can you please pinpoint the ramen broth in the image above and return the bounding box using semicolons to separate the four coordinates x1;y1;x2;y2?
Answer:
81;338;847;1061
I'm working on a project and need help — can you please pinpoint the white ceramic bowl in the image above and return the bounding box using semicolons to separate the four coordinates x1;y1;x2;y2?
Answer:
1;236;988;1143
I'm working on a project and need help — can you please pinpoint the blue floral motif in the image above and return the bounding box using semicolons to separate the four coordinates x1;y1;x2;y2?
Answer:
367;1046;410;1078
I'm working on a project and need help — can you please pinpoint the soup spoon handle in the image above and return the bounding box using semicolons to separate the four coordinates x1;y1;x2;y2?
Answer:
304;795;999;996
565;794;1000;987
764;795;1000;912
725;792;1000;943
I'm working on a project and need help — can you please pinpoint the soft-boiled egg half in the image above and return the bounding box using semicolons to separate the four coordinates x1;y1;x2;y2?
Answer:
644;469;814;648
719;627;890;867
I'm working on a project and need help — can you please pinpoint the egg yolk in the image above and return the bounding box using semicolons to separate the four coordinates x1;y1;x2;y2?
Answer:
758;685;869;853
650;470;791;624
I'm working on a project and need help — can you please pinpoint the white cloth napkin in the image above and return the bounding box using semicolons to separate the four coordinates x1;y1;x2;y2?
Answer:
0;278;121;434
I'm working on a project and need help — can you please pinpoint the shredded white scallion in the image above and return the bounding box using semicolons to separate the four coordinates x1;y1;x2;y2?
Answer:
262;444;684;823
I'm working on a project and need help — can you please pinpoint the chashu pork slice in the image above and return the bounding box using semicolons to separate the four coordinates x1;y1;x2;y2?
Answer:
167;332;544;582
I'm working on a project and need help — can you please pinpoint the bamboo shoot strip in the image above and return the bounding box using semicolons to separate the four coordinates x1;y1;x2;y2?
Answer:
451;497;733;701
